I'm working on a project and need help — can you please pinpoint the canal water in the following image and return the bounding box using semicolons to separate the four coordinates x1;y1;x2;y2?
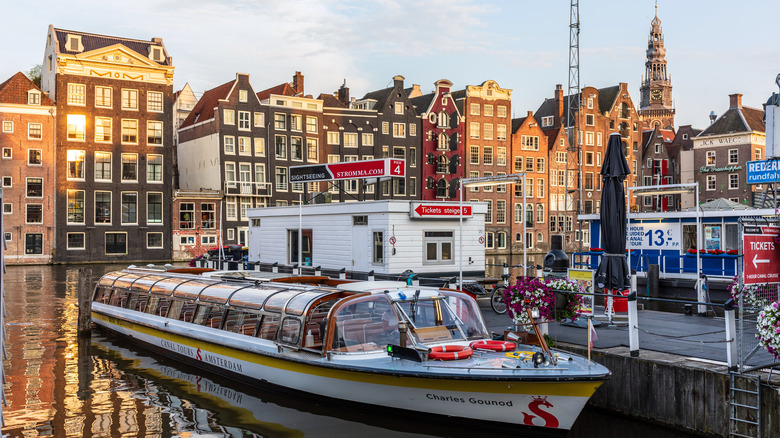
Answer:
2;264;699;438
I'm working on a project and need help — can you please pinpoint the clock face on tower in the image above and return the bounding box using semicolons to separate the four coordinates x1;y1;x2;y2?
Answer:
651;89;662;101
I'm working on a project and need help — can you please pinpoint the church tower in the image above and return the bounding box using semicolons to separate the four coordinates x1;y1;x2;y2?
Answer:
639;5;675;130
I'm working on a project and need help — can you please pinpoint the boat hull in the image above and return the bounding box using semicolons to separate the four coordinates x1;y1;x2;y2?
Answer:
93;310;604;430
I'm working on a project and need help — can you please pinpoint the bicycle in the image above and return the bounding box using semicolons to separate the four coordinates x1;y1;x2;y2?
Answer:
489;264;543;315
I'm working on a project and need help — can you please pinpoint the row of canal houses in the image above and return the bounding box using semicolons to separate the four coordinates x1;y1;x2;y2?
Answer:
0;26;768;265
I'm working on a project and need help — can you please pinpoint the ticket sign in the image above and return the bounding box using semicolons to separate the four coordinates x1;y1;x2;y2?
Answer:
743;225;780;285
627;223;681;250
290;158;405;183
568;269;594;316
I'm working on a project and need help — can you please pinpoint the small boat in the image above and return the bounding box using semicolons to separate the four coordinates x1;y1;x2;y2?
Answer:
91;268;610;431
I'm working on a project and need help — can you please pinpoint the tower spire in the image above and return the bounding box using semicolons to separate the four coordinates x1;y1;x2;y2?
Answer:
639;3;675;129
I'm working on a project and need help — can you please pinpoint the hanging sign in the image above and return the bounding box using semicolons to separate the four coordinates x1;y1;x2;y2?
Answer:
568;269;594;316
746;160;780;184
290;158;405;183
410;202;472;219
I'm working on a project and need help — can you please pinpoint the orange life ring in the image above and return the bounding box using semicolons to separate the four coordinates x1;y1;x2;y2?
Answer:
469;340;516;352
428;345;473;361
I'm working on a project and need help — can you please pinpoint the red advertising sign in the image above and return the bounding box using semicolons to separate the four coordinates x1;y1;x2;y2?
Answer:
410;202;472;219
743;225;780;285
290;158;405;183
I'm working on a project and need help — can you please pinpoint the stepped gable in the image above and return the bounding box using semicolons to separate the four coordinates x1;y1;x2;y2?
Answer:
0;72;54;105
53;27;170;65
179;80;233;128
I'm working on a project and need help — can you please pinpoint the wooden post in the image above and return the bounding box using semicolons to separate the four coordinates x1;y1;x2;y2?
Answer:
77;268;92;335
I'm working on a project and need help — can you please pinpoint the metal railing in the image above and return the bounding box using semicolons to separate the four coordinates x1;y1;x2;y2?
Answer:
571;251;740;278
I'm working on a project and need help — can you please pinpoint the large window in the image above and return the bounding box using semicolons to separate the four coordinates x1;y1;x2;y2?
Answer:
26;204;43;224
147;154;163;182
180;203;195;229
67;150;85;179
147;121;163;145
147;91;163;112
423;231;453;265
121;89;138;110
121;154;138;181
28;149;42;165
26;177;43;198
274;113;286;130
238;137;251;155
95;152;111;181
67;233;85;250
275;135;287;159
67;83;86;105
392;123;406;138
344;132;358;147
95;86;112;108
28;123;42;139
121;119;138;144
306;138;318;162
275;167;288;191
67;190;85;224
483;123;493;140
147;232;163;249
224;136;235;154
521;135;539;151
66;114;85;140
105;232;127;255
95;191;111;224
147;192;163;224
201;203;216;229
470;122;480;139
95;117;112;142
306;116;317;133
373;232;384;264
238;111;251;130
291;137;303;161
121;192;137;224
25;234;43;255
483;146;493;165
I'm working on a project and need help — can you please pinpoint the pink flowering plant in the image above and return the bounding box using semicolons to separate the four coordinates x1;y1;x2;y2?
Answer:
727;275;761;307
505;277;584;326
757;301;780;360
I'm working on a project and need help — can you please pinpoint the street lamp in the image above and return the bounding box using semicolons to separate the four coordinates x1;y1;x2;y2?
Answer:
459;173;526;290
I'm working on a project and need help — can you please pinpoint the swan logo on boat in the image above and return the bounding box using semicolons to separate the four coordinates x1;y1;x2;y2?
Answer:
196;348;202;361
521;396;559;428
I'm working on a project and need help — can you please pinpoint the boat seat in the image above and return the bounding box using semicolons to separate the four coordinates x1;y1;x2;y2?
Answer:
208;317;222;328
157;304;169;317
239;322;257;336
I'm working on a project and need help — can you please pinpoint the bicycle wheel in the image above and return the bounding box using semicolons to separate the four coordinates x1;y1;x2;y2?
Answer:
490;287;507;314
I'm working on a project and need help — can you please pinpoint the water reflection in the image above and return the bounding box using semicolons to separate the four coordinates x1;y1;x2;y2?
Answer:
2;264;698;438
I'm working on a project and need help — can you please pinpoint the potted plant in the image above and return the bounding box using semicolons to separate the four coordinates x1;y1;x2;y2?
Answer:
546;278;585;322
728;275;761;307
757;302;780;360
505;277;554;328
589;247;604;253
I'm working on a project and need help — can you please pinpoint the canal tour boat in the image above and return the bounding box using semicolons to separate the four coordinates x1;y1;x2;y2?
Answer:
91;268;610;431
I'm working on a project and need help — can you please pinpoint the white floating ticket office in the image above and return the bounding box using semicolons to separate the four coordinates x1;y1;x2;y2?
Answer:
246;200;487;276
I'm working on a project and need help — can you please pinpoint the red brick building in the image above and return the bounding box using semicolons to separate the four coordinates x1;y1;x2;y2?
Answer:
510;112;549;255
454;80;513;253
411;80;464;200
0;72;56;263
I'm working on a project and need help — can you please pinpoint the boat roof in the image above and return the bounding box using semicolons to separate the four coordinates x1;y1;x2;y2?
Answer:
98;270;345;315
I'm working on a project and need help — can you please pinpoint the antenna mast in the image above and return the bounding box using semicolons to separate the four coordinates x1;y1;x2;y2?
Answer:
566;0;583;253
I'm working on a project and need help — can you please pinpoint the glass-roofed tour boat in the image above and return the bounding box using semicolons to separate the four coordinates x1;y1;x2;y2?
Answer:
91;268;610;431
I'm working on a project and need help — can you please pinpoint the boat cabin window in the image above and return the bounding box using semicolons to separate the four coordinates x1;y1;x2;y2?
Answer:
331;295;394;352
109;289;131;308
302;298;338;350
148;296;172;317
258;314;280;340
94;286;112;304
263;290;303;313
396;293;488;344
193;304;226;328
166;300;184;320
179;302;198;323
280;317;301;345
126;292;150;313
223;310;260;336
173;279;220;301
112;273;144;291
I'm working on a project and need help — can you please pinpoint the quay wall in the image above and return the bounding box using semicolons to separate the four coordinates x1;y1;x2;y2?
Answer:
559;344;779;437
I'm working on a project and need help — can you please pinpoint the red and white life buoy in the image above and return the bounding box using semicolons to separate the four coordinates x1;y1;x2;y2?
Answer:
428;345;473;361
469;340;516;352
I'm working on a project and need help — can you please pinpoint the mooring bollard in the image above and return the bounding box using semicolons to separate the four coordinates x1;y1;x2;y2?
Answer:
724;299;738;371
272;262;278;273
628;291;639;357
411;275;420;287
339;268;347;280
314;266;322;276
368;270;375;282
77;268;92;335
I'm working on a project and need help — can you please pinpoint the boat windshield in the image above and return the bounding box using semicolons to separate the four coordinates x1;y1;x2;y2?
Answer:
396;292;489;345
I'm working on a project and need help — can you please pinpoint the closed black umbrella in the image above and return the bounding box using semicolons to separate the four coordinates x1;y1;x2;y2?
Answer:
595;133;631;293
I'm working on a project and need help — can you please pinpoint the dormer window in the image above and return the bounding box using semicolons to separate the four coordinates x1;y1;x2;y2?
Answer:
27;90;41;106
66;34;83;52
148;46;164;62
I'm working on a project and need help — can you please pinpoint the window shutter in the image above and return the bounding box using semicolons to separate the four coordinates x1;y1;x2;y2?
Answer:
449;132;458;151
450;112;459;128
449;154;459;174
449;179;459;199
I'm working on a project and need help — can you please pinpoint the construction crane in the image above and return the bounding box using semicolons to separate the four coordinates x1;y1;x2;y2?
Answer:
566;0;583;253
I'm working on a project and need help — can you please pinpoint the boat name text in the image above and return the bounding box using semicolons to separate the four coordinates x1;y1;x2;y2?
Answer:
426;393;513;406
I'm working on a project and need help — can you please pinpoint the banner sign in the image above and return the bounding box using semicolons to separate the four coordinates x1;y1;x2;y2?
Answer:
290;158;405;183
746;160;780;184
627;222;681;250
743;225;780;285
568;269;594;316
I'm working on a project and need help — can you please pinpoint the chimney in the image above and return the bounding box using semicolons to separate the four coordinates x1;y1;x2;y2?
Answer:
729;93;742;109
338;80;349;106
408;84;422;98
555;84;564;126
293;71;304;95
393;74;405;89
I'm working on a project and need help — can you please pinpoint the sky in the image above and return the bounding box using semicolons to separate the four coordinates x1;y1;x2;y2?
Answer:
2;0;779;129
